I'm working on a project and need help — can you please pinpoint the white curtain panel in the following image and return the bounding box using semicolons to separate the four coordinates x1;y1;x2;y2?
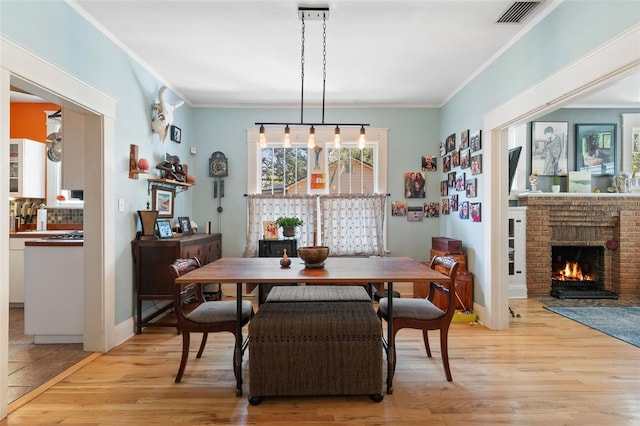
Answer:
319;194;386;256
243;194;317;257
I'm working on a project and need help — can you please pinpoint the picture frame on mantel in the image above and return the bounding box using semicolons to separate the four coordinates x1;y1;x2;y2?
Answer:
152;186;175;218
575;123;616;176
530;121;568;176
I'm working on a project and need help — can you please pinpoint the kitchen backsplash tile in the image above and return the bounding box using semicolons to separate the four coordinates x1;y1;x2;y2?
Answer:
47;208;83;224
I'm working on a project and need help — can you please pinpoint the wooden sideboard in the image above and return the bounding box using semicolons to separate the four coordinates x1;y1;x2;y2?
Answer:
131;233;221;334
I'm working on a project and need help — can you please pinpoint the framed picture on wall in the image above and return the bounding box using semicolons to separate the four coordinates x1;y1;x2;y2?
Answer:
170;125;182;143
575;123;616;176
530;121;568;176
152;187;175;218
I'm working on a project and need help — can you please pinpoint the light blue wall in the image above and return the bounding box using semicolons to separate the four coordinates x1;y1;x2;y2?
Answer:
189;107;441;259
439;1;640;306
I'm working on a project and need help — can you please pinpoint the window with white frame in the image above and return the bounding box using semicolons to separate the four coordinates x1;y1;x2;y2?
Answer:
245;127;388;257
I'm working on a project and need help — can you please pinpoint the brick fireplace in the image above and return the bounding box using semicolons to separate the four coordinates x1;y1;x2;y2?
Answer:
518;194;640;298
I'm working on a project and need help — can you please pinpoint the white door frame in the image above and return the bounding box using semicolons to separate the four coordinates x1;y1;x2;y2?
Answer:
1;35;117;418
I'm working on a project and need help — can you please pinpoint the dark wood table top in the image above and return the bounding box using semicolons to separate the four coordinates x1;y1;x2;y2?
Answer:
175;256;450;284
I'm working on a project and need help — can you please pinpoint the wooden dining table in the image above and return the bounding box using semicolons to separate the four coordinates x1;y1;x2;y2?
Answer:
175;256;450;397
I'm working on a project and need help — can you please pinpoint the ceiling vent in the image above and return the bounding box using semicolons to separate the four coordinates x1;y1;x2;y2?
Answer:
497;1;542;24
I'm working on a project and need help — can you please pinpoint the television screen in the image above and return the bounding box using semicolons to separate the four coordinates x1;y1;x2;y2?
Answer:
508;146;522;194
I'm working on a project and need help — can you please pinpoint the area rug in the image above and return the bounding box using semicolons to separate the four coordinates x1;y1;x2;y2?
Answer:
544;306;640;348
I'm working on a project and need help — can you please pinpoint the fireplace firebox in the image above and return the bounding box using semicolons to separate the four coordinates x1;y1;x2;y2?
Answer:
550;246;617;299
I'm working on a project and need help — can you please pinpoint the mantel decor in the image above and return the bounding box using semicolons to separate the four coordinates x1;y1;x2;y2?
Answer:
531;121;568;176
575;123;617;176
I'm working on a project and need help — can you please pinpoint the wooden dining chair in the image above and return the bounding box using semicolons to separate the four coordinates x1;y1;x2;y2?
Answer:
169;257;254;383
377;255;460;381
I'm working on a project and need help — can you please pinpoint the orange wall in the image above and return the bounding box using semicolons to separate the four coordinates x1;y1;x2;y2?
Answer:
10;102;60;143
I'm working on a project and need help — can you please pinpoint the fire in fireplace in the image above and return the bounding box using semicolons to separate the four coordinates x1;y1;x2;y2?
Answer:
550;246;617;299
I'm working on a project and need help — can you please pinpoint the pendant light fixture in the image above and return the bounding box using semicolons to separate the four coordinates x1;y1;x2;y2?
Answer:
255;6;369;149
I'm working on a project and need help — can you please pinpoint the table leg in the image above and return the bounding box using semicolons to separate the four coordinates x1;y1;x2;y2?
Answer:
386;281;394;394
235;282;243;396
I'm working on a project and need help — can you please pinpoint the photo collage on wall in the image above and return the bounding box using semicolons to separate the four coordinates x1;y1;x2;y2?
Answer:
393;128;482;222
439;128;482;222
393;150;441;221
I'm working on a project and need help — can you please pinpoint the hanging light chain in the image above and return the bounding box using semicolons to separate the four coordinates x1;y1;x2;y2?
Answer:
321;13;327;124
300;13;305;124
255;7;369;147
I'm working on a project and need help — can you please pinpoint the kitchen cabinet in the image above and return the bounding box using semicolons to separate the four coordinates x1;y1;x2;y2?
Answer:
131;233;222;334
24;241;84;343
9;138;46;198
61;108;84;190
508;207;527;298
9;237;40;305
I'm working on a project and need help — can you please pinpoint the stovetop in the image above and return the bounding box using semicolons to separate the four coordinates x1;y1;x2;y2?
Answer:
46;231;84;240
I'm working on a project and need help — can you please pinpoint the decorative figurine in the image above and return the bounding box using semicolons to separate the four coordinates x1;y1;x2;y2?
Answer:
280;248;291;268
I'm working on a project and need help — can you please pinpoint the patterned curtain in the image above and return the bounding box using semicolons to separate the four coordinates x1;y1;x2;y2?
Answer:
243;194;317;257
319;193;386;256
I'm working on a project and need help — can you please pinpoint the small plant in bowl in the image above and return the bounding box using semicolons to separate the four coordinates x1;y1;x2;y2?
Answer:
275;216;304;237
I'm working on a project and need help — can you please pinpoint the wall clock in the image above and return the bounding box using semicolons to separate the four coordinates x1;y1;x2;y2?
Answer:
209;151;228;177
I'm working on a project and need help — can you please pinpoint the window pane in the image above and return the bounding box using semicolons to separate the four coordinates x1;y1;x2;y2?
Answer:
327;147;375;194
261;147;308;194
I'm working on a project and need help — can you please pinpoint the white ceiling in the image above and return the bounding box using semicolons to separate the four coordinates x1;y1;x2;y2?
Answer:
13;1;640;109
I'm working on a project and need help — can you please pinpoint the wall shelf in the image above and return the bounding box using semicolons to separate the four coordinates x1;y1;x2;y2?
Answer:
147;178;193;195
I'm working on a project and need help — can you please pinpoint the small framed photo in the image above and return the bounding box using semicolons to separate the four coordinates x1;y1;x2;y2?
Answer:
156;219;173;239
455;172;465;191
170;125;182;143
460;148;470;169
443;155;451;173
407;206;423;222
460;129;469;150
471;154;483;175
440;180;448;196
466;178;477;198
459;201;469;219
178;216;193;235
449;194;458;211
447;171;456;188
470;202;482;222
421;155;437;171
470;130;482;152
391;201;407;217
152;187;175;218
441;199;450;215
263;220;278;240
446;133;456;153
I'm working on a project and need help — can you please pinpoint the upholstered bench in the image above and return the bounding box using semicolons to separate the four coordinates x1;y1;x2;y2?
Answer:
248;287;383;404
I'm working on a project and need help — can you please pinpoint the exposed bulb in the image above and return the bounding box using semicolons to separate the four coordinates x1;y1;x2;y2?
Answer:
307;126;316;149
358;126;366;149
334;126;341;148
259;125;267;148
283;125;291;148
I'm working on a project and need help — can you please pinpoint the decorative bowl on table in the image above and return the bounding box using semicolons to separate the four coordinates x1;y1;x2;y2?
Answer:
297;246;330;269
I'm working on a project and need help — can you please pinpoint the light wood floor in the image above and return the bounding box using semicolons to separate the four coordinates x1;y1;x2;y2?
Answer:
4;298;640;425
